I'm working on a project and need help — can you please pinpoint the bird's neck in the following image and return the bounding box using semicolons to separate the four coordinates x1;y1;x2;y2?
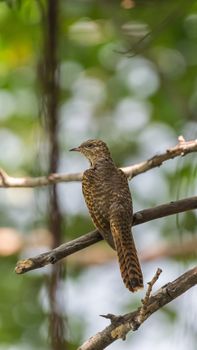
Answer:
90;155;115;168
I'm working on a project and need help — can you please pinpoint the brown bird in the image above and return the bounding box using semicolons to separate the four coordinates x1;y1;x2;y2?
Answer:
70;139;143;292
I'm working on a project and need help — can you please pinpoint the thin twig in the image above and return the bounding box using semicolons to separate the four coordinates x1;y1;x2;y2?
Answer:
15;196;197;274
137;268;162;324
0;137;196;187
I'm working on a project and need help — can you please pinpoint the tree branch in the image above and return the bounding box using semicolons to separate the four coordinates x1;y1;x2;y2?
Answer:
56;236;197;266
77;266;197;350
1;137;196;187
15;196;197;274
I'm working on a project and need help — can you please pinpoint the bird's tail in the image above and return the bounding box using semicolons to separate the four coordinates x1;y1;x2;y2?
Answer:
110;212;143;292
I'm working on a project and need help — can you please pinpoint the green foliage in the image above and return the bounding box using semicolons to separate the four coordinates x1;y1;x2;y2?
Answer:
0;0;196;348
0;256;45;346
160;306;178;323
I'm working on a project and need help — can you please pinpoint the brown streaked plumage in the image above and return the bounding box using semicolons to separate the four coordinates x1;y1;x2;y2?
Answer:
70;139;143;292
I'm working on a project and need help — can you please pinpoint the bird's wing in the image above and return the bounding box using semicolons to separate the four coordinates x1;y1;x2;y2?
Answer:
82;169;114;248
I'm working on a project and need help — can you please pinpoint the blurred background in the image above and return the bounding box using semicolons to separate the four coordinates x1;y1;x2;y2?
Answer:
0;0;196;349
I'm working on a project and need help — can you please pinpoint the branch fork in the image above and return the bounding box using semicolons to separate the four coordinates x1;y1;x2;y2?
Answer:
100;267;163;341
77;267;197;350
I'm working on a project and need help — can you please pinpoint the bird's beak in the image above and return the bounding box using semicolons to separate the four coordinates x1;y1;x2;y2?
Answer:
69;147;80;152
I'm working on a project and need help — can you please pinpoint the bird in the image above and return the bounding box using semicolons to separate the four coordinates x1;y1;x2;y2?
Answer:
70;139;143;292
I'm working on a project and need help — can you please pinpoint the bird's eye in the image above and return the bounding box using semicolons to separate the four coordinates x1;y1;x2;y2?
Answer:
86;144;93;148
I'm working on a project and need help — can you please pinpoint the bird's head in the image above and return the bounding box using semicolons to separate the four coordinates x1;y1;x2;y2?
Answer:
70;139;112;166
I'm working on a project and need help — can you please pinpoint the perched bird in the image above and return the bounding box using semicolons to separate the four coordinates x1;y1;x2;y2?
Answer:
70;139;143;292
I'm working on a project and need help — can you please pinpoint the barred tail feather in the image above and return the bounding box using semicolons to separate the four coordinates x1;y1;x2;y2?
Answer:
110;222;143;293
